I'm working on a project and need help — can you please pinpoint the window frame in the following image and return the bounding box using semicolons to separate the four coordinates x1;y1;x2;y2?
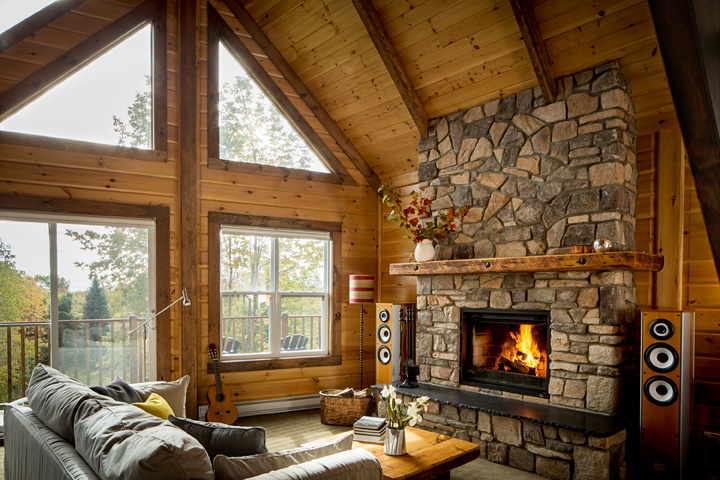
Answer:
0;3;168;160
208;212;342;373
0;194;171;379
205;4;354;185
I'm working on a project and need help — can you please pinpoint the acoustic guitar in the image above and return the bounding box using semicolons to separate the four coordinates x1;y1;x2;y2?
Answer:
206;343;238;424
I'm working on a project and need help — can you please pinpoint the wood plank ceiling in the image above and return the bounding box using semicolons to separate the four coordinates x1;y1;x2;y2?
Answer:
0;0;677;184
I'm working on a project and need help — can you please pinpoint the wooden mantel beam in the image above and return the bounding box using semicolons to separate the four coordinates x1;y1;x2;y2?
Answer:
351;0;430;139
649;0;720;281
222;0;381;191
509;0;557;104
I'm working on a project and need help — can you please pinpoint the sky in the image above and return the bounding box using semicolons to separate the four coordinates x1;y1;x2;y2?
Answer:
0;0;151;146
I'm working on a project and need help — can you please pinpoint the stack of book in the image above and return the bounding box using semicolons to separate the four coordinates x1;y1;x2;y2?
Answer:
353;416;387;443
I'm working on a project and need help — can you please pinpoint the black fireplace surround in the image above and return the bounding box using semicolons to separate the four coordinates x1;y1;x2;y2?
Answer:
461;309;551;398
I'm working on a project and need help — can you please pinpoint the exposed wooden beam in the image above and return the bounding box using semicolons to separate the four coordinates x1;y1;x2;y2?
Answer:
509;0;557;104
654;130;685;310
351;0;429;139
179;0;199;417
0;0;160;120
0;0;85;54
220;0;379;190
649;0;720;280
207;5;357;186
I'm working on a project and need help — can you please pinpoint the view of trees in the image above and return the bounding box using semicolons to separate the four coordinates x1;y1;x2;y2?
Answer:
0;225;151;402
220;232;327;353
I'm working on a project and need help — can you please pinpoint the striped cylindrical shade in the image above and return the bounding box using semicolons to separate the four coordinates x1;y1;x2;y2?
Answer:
349;275;375;304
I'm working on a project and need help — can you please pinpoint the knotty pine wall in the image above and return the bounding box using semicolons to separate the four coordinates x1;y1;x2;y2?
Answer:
0;1;380;417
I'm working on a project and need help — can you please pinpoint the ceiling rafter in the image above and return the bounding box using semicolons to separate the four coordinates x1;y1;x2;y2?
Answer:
351;0;429;139
0;0;160;121
649;0;720;279
207;4;356;187
509;0;557;104
0;0;85;54
221;0;380;191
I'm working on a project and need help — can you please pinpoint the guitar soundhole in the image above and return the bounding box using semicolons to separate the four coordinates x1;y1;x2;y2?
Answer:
217;393;225;402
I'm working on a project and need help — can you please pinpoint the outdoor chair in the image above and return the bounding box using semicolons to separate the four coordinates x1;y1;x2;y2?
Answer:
280;333;309;351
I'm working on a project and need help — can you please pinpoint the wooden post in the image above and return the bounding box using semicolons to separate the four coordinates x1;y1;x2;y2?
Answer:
654;130;685;310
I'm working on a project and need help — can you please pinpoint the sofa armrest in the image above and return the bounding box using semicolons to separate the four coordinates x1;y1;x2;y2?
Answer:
245;449;382;480
4;402;100;480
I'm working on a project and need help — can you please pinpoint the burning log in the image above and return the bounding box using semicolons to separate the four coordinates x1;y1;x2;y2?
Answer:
498;356;531;375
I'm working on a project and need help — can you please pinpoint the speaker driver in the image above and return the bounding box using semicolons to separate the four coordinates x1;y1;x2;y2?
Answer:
378;345;391;365
379;309;390;323
649;318;674;340
644;343;679;373
377;324;391;344
644;376;678;406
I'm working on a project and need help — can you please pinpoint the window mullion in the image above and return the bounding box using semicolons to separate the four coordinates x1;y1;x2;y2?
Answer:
49;223;59;368
271;237;281;356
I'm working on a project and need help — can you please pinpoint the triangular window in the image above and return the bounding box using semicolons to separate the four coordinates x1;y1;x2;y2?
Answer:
0;0;58;34
217;42;329;173
0;25;152;149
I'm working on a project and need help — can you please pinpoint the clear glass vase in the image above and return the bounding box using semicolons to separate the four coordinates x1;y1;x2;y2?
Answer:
384;427;407;455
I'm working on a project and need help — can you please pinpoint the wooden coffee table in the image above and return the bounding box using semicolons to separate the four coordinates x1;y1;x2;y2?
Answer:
307;426;480;480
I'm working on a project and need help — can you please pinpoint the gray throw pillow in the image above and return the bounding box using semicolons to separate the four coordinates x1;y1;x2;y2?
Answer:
91;378;143;403
168;415;267;459
213;432;354;480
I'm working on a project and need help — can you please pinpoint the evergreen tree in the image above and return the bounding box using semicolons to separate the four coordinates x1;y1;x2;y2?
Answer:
84;276;111;319
58;293;74;320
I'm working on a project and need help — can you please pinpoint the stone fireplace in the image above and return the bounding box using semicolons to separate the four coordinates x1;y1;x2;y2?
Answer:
385;61;639;479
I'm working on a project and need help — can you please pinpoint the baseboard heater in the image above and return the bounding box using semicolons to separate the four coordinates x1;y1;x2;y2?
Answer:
198;394;320;419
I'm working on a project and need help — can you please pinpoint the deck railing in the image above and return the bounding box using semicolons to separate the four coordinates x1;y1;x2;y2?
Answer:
221;314;322;354
1;317;148;404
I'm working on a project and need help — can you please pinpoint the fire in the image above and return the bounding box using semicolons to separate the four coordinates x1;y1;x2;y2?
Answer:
499;324;546;377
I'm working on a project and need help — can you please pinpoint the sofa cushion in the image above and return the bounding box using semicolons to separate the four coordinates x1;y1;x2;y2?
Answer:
213;432;354;480
91;378;143;403
26;364;106;443
133;392;174;419
168;414;267;459
132;375;190;417
74;398;214;480
244;449;382;480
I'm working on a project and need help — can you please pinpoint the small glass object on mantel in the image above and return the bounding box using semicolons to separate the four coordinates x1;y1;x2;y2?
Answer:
593;238;614;253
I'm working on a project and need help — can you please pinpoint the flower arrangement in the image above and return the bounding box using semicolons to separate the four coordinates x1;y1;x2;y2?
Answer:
379;184;470;244
381;384;430;429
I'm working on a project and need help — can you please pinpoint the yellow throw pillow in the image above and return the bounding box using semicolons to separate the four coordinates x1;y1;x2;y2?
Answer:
133;392;175;419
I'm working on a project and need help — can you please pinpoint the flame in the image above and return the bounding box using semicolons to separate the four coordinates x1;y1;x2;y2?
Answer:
500;324;546;376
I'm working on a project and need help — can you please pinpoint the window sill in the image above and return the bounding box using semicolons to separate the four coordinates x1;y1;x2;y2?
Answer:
208;354;342;373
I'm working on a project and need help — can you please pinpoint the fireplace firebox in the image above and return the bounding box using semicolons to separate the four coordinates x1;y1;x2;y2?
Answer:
461;309;550;398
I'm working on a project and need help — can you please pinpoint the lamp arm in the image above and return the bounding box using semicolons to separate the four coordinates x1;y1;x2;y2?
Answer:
128;289;190;337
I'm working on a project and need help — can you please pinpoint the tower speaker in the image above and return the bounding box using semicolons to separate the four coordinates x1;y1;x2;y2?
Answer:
376;303;402;384
640;310;694;478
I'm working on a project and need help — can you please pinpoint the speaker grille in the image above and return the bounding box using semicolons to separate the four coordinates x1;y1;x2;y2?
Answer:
644;343;679;373
378;345;391;365
378;324;391;344
644;376;678;406
649;318;674;340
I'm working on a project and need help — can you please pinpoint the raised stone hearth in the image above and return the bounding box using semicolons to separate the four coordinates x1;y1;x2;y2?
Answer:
405;61;637;479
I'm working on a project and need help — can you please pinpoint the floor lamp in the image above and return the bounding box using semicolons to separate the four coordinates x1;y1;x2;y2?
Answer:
349;275;375;389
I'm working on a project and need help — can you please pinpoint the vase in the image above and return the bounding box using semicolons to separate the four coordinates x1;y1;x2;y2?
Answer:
414;239;435;262
384;427;407;455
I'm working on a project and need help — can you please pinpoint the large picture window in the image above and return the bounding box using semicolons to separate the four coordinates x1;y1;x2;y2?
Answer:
208;213;342;371
220;227;330;359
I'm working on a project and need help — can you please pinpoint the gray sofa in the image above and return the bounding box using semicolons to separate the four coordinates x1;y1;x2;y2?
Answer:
4;365;382;480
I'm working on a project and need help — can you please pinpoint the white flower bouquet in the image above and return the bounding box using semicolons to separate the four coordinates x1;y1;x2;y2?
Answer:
380;384;430;429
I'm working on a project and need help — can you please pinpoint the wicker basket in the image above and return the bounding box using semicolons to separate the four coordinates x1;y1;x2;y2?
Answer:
319;389;372;426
